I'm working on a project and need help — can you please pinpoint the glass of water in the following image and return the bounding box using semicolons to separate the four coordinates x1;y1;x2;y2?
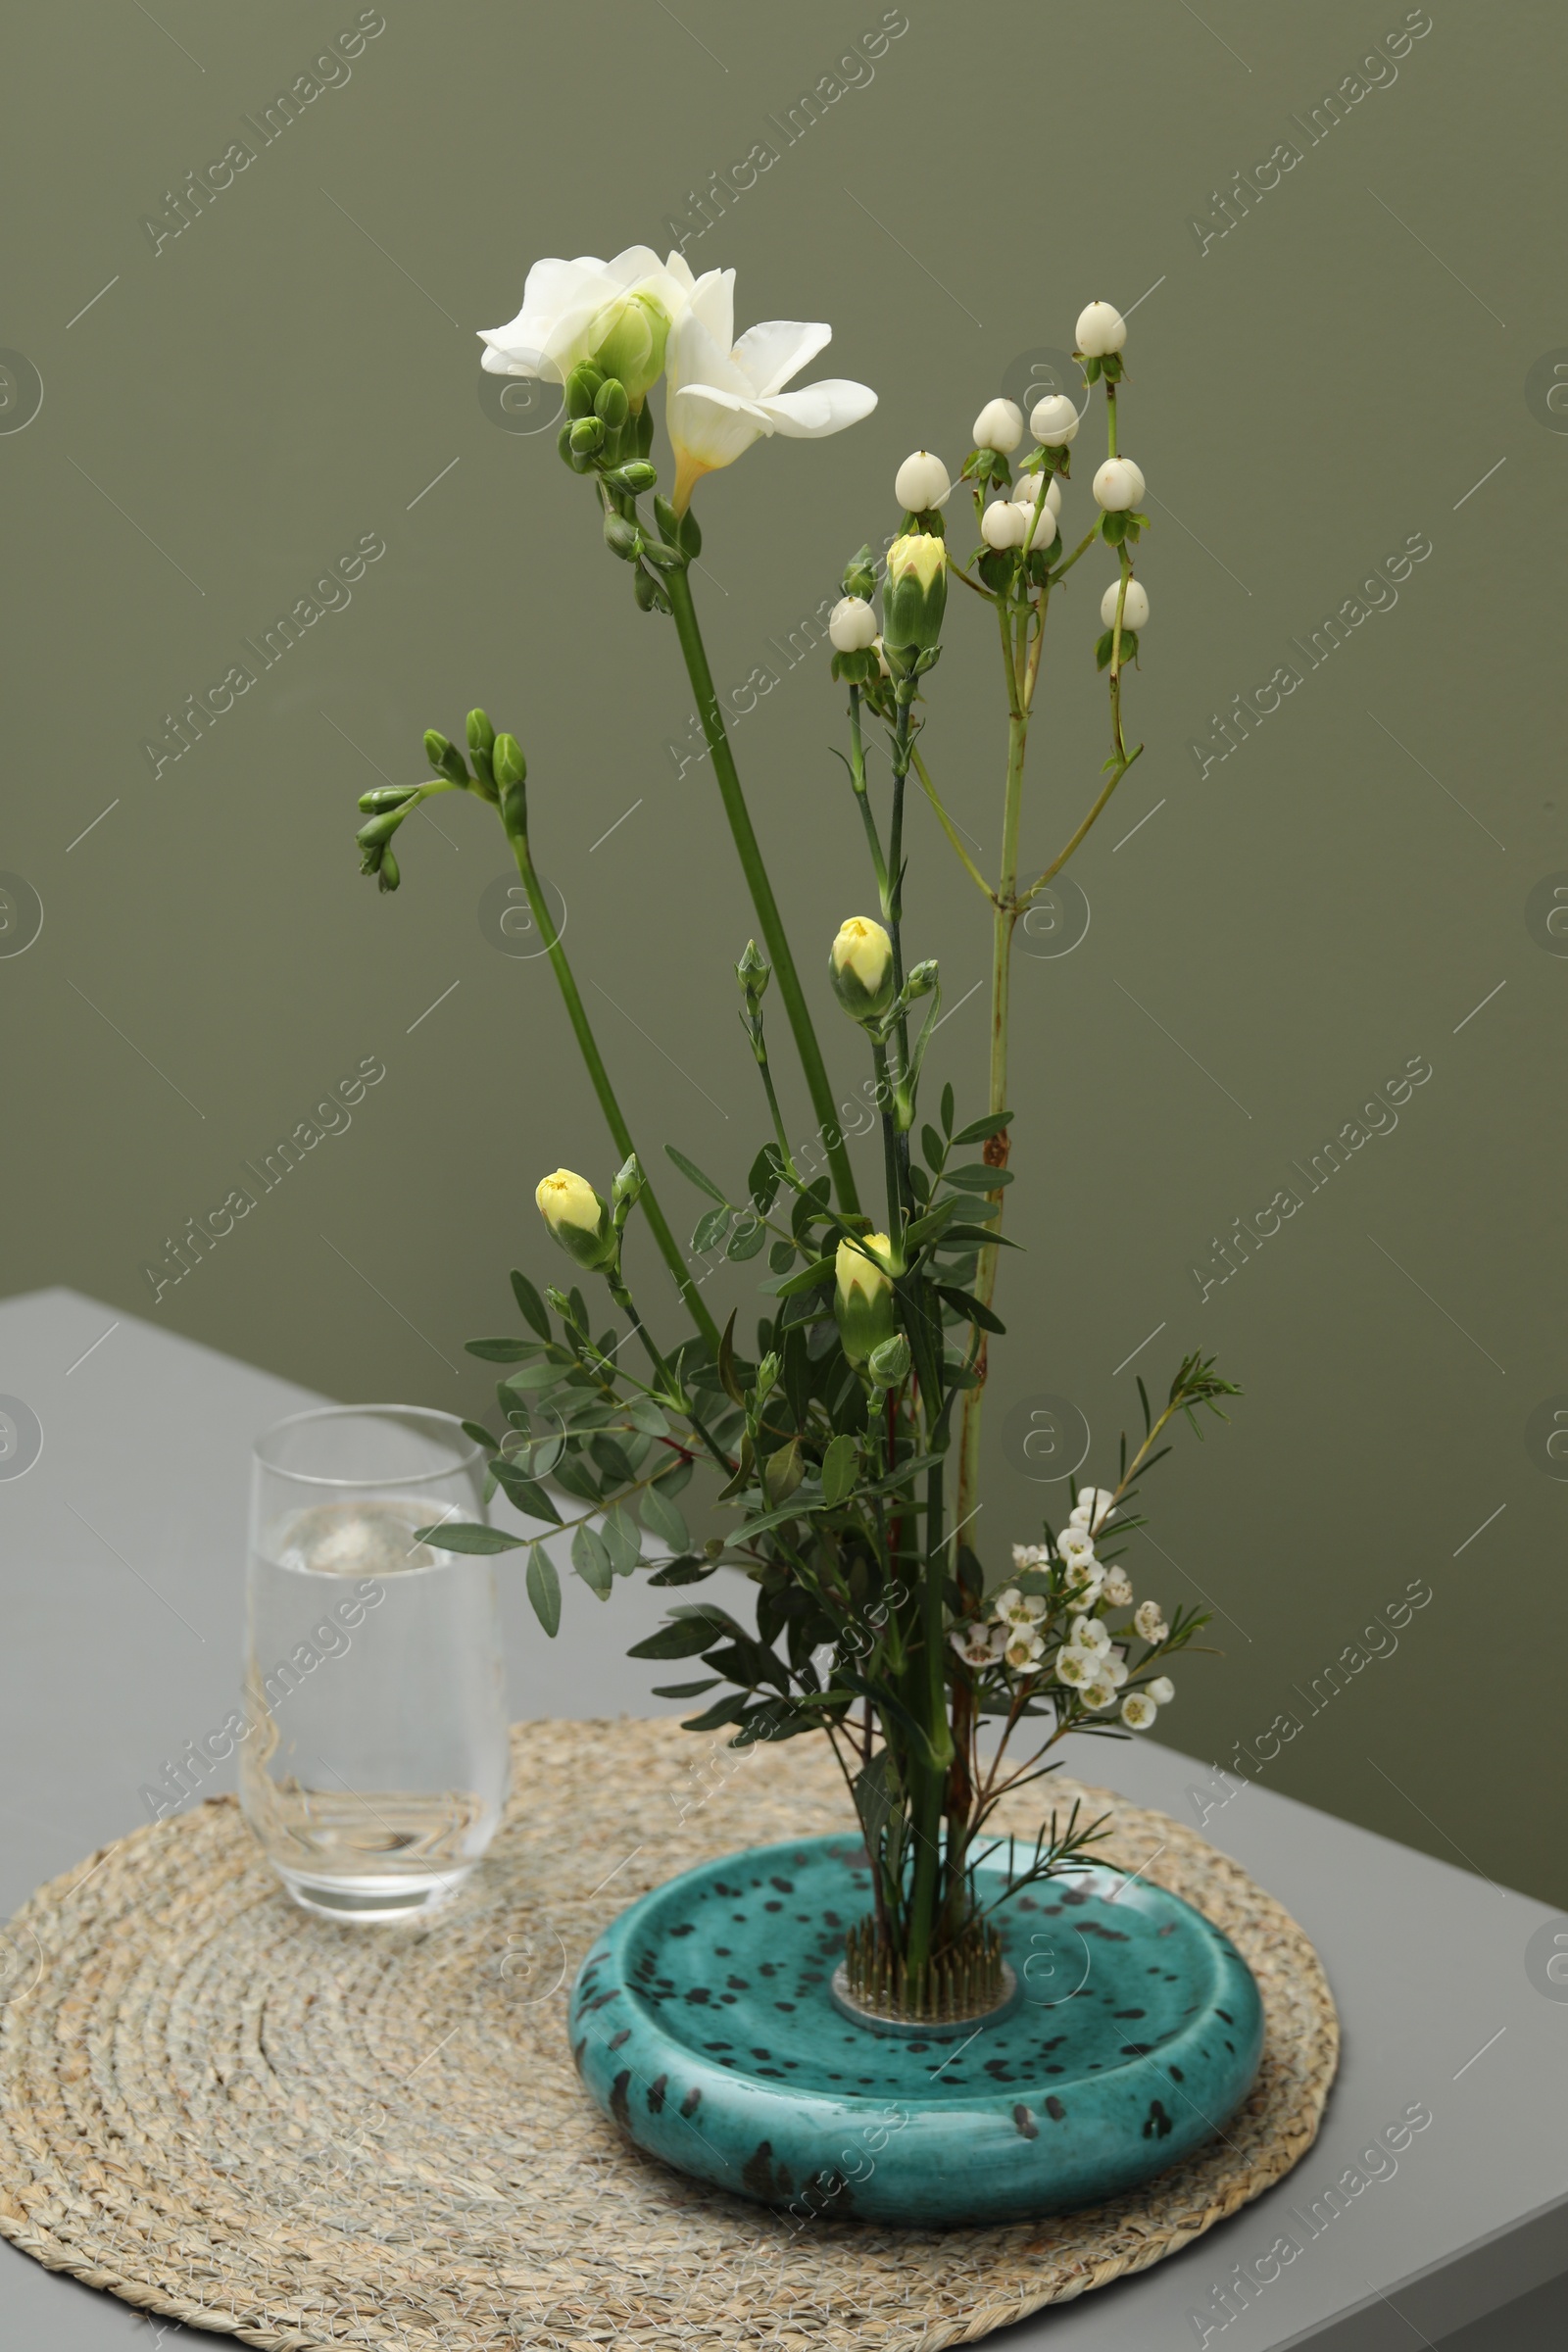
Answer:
240;1405;510;1922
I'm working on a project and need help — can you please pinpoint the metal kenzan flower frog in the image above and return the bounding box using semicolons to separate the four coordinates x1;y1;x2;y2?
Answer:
350;246;1257;2222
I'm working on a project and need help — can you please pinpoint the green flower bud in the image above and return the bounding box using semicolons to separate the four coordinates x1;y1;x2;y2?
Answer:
569;415;606;456
376;847;400;893
604;513;641;562
842;543;877;602
356;808;405;849
736;939;771;1003
867;1332;911;1390
536;1169;617;1271
830;916;896;1024
882;531;948;653
565;363;605;420
603;462;658;493
357;784;419;813
466;710;496;758
594;376;630;429
904;957;939;1001
492;734;526;789
591;291;671;408
559;420;594;474
633;564;660;612
611;1152;644;1217
423;729;467;784
834;1233;897;1366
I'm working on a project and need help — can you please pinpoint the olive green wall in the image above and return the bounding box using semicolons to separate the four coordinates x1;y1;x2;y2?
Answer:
4;1;1562;1901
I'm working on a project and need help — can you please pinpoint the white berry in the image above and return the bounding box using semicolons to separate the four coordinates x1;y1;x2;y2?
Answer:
1030;394;1080;447
1100;577;1149;629
828;595;878;652
894;449;950;512
1093;456;1145;512
981;498;1029;550
1076;301;1127;357
972;398;1024;454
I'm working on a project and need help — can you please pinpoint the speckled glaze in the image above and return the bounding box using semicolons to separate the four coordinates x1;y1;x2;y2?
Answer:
571;1834;1265;2226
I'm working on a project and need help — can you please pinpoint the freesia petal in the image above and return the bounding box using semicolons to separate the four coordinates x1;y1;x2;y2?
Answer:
729;318;833;397
757;378;879;438
685;269;736;355
667;384;768;471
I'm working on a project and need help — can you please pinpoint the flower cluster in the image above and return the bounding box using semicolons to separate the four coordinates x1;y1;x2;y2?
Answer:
948;1479;1180;1732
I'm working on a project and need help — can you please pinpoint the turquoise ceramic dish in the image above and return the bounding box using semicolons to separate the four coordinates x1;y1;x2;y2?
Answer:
571;1834;1265;2226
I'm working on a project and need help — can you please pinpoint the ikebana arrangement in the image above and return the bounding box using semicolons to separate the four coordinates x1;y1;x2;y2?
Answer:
351;245;1239;2032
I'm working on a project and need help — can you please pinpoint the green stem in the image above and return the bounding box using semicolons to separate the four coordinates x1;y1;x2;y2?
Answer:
664;565;860;1215
503;820;720;1350
846;686;889;903
908;745;993;903
607;1270;732;1476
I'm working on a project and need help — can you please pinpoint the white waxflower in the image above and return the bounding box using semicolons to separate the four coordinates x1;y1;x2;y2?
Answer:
1148;1676;1175;1706
1069;1485;1117;1533
1081;1675;1119;1712
1065;1558;1105;1602
973;397;1024;453
1134;1601;1168;1643
951;1621;1004;1668
1121;1691;1157;1731
1004;1629;1046;1673
1093;457;1146;512
665;272;878;512
1100;578;1150;630
993;1586;1047;1629
479;244;698;396
828;595;878;652
1102;1569;1134;1607
1054;1644;1097;1689
1070;1615;1111;1657
1075;301;1127;358
1101;1648;1129;1689
895;449;951;511
1057;1526;1097;1570
981;498;1029;551
1030;393;1080;446
1010;1542;1050;1570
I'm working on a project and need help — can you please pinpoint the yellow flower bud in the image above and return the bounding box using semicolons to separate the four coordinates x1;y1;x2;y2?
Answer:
883;531;948;652
830;915;895;1023
834;1232;897;1365
535;1168;615;1269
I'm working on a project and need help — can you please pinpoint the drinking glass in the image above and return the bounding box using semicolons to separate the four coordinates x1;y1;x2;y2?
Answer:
240;1405;510;1921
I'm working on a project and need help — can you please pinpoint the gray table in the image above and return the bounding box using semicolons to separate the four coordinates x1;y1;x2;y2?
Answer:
1;1288;1563;2350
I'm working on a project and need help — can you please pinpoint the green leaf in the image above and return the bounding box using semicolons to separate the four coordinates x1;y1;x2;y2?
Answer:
934;1284;1006;1336
651;1451;693;1495
466;1337;540;1363
414;1522;526;1554
945;1164;1014;1192
940;1081;956;1135
589;1432;637;1486
623;1395;670;1437
461;1420;500;1455
571;1523;614;1598
554;1451;604;1507
747;1144;784;1216
952;1110;1012;1147
852;1748;904;1848
766;1253;836;1298
768;1239;796;1274
717;1310;746;1408
904;1199;962;1250
602;1503;643;1577
510;1270;552;1341
727;1213;768;1261
921;1123;945;1172
648;1553;713;1586
641;1485;690;1550
626;1617;721;1659
525;1547;562;1638
680;1690;753;1732
650;1678;720;1699
664;1145;729;1205
489;1460;564;1525
692;1204;732;1253
500;1359;564;1392
820;1432;859;1508
940;1223;1023;1250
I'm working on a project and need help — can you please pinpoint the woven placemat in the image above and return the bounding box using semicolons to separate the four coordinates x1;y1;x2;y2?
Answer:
0;1719;1337;2349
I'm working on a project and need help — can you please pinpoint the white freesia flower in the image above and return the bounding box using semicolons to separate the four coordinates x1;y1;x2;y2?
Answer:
1093;457;1146;512
479;244;696;400
1069;1485;1117;1532
981;498;1029;551
973;397;1024;453
895;449;951;511
993;1586;1048;1629
1004;1629;1046;1673
951;1621;1004;1667
1102;1568;1134;1607
829;596;878;652
1101;578;1150;630
1070;1615;1111;1657
1054;1645;1097;1688
665;271;876;512
1121;1691;1157;1731
1134;1600;1168;1643
1148;1676;1175;1706
1076;300;1127;357
1030;393;1080;446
